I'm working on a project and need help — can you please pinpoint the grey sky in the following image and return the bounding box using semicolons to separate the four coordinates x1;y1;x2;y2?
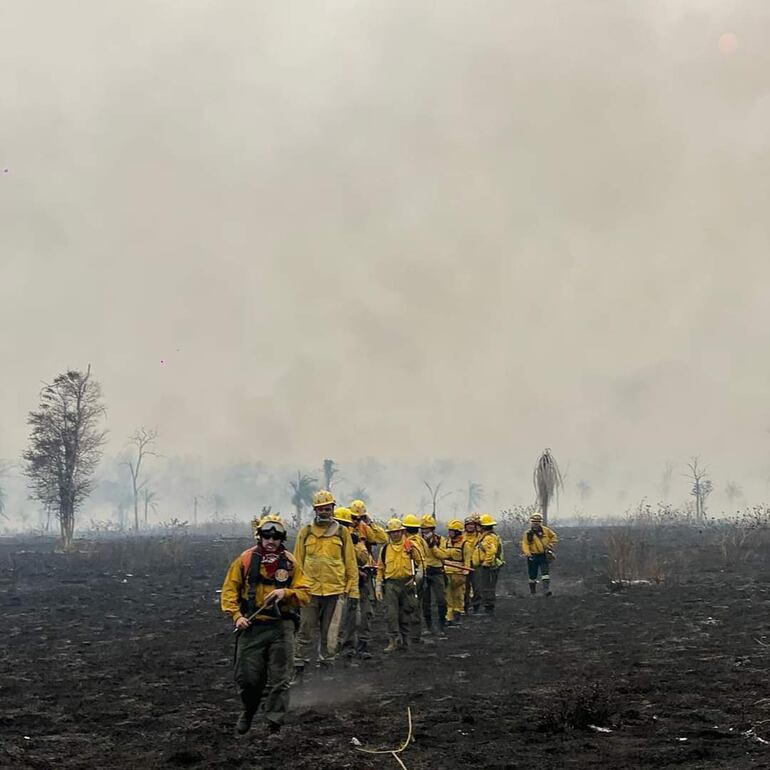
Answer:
2;1;769;505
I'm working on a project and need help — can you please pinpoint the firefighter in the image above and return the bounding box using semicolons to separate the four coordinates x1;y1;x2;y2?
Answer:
349;499;386;655
335;506;374;660
419;514;449;636
463;514;482;614
441;519;467;626
402;514;428;643
375;518;423;653
292;490;359;679
220;515;310;735
471;514;504;614
521;512;558;596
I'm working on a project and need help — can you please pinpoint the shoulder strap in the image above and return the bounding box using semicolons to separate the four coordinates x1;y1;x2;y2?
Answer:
381;543;389;567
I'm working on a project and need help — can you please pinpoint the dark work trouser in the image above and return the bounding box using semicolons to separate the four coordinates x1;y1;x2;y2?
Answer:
527;553;550;582
234;620;295;725
477;566;499;611
421;568;447;629
466;569;482;613
384;578;418;644
295;594;345;666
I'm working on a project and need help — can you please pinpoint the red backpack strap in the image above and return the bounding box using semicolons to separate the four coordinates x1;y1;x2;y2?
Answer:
240;546;258;577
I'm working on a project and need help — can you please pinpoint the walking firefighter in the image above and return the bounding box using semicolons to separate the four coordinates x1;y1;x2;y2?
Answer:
220;514;310;735
349;499;387;653
418;514;450;636
375;518;424;653
335;506;375;660
402;514;429;642
470;514;504;614
463;514;482;614
440;519;470;626
521;512;558;596
292;490;359;680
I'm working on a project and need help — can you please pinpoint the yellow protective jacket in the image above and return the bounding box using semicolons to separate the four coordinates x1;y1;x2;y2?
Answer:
377;539;420;582
440;535;466;574
420;533;445;568
405;533;428;571
357;520;388;546
220;546;311;622
462;532;479;568
293;521;360;599
472;531;504;568
521;526;558;556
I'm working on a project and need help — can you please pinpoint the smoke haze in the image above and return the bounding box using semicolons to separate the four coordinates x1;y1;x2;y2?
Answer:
2;1;770;515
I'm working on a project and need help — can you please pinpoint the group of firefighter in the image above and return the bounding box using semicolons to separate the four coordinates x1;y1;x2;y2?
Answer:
220;489;558;736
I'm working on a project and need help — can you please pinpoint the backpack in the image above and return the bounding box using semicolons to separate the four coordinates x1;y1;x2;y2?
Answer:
239;546;294;616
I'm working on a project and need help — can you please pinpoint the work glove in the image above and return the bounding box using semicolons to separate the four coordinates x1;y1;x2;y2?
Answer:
375;583;383;601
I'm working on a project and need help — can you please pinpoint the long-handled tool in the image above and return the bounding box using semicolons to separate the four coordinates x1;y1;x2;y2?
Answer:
233;595;278;633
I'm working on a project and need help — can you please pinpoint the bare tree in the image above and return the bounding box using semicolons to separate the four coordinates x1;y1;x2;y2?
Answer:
290;471;317;528
466;481;484;513
423;480;454;518
687;457;712;523
322;459;339;490
23;367;107;550
123;427;159;532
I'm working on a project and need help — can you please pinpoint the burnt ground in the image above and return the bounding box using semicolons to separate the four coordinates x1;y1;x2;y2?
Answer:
1;532;769;769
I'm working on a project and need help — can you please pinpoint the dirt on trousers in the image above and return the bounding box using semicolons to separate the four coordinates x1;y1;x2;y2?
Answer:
0;535;769;770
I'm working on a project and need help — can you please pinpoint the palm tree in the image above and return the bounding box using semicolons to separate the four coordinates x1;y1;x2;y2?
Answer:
290;472;317;528
533;448;564;526
466;481;484;513
423;480;454;518
322;459;339;490
142;488;159;526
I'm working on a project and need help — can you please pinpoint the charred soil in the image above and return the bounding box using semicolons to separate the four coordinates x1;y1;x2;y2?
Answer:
1;532;769;769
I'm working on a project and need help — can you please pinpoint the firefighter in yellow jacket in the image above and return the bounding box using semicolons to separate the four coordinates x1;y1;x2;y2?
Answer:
349;499;386;655
402;514;429;642
292;491;359;678
471;514;504;614
441;519;467;626
336;506;374;659
221;515;310;735
521;512;558;596
419;514;449;635
375;518;423;653
463;514;482;614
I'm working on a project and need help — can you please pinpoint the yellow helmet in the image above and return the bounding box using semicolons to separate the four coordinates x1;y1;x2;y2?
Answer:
256;515;287;538
420;514;437;528
402;513;421;528
448;519;463;531
530;512;544;523
313;489;336;508
465;514;480;525
480;514;497;527
386;517;405;532
349;500;367;516
334;506;353;524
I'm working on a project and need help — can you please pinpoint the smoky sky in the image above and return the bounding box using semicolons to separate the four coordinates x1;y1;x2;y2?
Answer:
2;1;770;499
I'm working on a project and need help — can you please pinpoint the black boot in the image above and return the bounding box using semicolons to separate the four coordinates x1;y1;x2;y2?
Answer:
529;582;537;596
236;709;256;735
356;640;372;660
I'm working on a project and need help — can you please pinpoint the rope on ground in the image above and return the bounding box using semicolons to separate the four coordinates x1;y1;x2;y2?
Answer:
354;706;413;769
